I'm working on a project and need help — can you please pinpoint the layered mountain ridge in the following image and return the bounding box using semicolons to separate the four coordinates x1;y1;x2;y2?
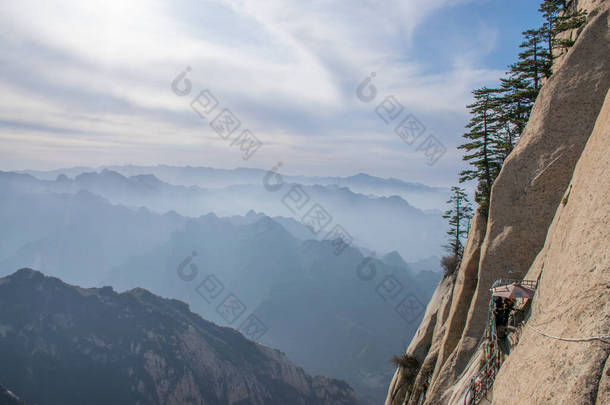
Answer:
19;166;449;210
0;268;359;405
1;168;446;262
0;171;440;403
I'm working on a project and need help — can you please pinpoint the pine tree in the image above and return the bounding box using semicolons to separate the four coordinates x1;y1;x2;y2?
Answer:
554;5;587;51
539;0;563;71
494;76;531;160
458;87;502;214
442;186;473;261
491;25;551;163
511;29;549;93
454;2;588;219
493;27;546;161
539;0;587;73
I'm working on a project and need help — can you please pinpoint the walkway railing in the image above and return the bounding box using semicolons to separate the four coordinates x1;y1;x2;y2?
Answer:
490;278;537;290
464;278;537;405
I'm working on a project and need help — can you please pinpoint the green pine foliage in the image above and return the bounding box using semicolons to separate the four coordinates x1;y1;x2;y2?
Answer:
442;186;473;260
455;0;587;219
494;76;531;161
511;28;549;93
458;87;502;213
539;0;587;70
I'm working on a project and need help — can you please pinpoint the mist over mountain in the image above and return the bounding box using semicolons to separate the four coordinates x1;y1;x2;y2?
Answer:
103;215;439;402
21;165;450;211
4;0;596;404
0;172;186;286
0;269;359;405
0;170;440;403
5;169;446;263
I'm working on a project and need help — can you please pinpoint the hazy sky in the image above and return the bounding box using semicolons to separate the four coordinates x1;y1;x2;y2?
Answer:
0;0;543;186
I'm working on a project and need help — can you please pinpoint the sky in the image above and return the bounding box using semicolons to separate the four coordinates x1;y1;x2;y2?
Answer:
0;0;544;187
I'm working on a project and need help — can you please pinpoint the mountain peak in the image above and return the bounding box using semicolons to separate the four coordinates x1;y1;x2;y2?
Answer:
382;251;409;268
0;269;359;405
9;268;45;280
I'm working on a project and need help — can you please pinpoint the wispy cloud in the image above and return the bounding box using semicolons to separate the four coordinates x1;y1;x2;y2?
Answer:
0;0;515;185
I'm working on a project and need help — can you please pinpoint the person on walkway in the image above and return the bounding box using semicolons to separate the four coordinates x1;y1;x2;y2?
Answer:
503;298;516;327
494;297;508;338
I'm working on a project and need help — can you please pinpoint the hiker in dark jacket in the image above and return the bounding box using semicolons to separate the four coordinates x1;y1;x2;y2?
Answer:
493;297;509;338
503;298;516;326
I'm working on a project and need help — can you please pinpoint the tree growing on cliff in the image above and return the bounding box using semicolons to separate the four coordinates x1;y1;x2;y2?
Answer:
539;0;588;71
458;87;502;214
452;1;588;242
458;27;548;211
442;186;473;261
553;6;587;50
493;27;546;161
493;76;531;160
511;28;549;95
488;2;586;163
539;0;563;70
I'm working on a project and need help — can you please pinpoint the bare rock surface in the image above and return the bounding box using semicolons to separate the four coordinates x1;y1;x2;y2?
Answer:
384;1;610;404
447;3;610;392
492;87;610;405
385;209;488;405
434;1;610;402
385;275;455;405
425;209;487;404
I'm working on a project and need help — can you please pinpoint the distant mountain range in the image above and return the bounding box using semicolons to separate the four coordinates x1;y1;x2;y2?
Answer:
100;213;439;403
0;172;186;286
2;169;446;262
0;166;443;402
0;269;359;405
20;165;450;210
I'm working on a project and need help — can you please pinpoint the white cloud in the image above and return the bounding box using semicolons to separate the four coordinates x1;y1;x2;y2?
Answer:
0;0;501;185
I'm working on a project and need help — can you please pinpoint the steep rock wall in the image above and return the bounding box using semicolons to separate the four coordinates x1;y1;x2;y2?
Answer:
384;209;488;405
492;87;610;405
422;210;488;404
384;1;610;404
385;275;455;405
434;2;610;402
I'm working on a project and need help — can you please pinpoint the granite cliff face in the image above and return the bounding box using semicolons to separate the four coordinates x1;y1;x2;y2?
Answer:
385;0;610;404
0;269;359;405
492;57;610;405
